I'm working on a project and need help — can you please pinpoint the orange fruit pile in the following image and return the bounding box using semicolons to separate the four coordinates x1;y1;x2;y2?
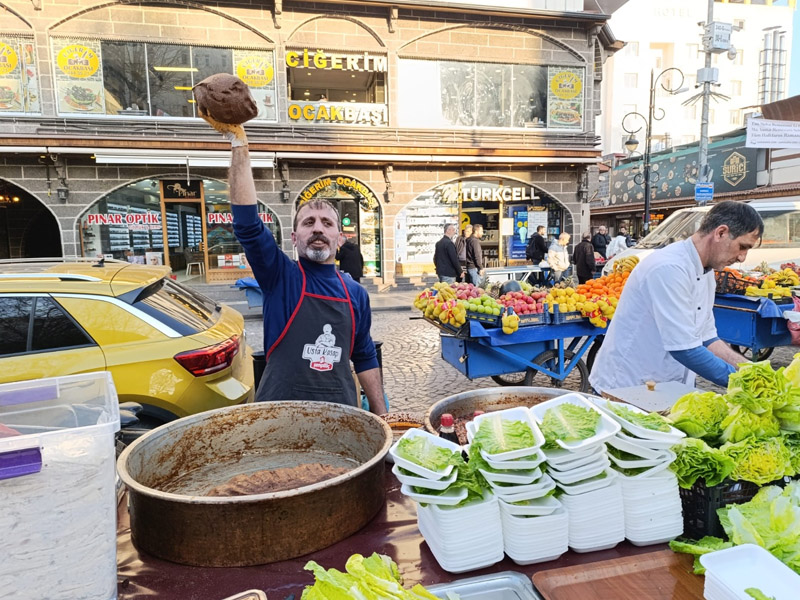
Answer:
576;271;630;300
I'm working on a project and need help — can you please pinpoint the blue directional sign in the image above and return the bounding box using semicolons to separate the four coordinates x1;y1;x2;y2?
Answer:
695;182;714;206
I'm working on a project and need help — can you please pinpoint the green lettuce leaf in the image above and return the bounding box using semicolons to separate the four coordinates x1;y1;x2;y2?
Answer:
721;437;794;485
668;391;729;441
540;403;600;448
472;418;536;455
606;401;672;432
668;536;733;575
726;361;787;415
302;560;370;600
670;438;735;489
745;589;776;600
396;435;457;471
719;405;781;444
782;433;800;474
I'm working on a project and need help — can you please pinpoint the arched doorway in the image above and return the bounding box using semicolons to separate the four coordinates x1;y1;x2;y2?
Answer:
295;175;383;277
0;180;61;259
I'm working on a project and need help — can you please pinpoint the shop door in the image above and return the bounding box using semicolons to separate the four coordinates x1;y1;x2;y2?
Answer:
159;181;208;279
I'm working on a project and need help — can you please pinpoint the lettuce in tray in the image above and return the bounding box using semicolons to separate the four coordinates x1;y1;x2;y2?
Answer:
396;435;456;472
472;418;536;455
606;401;673;433
540;403;600;448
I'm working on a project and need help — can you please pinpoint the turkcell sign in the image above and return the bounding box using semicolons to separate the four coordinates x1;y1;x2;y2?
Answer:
695;182;714;205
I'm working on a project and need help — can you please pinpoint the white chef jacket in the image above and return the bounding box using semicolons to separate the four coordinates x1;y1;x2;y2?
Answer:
589;238;717;394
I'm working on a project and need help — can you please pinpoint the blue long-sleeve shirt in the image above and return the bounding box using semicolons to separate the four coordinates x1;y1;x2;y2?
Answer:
232;204;379;373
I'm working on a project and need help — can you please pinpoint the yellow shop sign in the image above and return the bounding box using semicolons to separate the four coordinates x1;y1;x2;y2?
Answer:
0;43;19;76
235;55;274;88
549;70;582;100
56;44;99;79
285;49;387;72
288;102;388;126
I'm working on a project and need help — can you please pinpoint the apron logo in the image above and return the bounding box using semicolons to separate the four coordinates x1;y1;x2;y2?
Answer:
302;324;343;372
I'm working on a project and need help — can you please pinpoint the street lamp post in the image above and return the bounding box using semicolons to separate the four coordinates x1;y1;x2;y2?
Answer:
622;67;686;236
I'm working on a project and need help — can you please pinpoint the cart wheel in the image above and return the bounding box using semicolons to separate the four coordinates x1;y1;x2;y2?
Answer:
731;346;774;361
523;349;590;393
490;372;528;386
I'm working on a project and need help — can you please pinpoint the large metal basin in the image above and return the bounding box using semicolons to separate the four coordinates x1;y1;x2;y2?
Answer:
424;387;565;435
117;401;392;567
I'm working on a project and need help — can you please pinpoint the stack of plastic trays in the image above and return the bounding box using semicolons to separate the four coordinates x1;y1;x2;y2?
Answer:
700;544;800;600
390;429;467;506
592;398;686;453
416;492;505;573
530;393;623;553
499;499;569;565
466;407;553;505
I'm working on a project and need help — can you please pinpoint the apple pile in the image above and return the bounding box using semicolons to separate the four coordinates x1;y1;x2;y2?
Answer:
498;290;546;315
452;282;484;300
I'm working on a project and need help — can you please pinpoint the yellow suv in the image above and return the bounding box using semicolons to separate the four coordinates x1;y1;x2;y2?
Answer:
0;259;254;425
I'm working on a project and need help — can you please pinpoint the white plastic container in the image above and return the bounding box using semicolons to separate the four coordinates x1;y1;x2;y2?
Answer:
498;495;562;517
471;407;545;460
0;372;120;600
608;449;675;470
700;544;800;599
615;430;680;451
478;465;542;485
548;455;611;484
389;428;458;480
481;447;547;470
606;434;664;460
530;393;620;451
593;398;685;443
392;463;457;490
555;467;618;495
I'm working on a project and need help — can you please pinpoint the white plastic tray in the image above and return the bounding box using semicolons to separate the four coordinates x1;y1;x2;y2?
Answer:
479;465;542;485
389;428;458;480
499;495;562;517
615;430;679;451
700;544;800;599
593;398;685;443
546;444;606;471
554;467;618;495
401;482;467;506
606;434;664;460
548;455;610;484
612;456;674;479
481;447;547;471
392;463;458;490
492;475;556;502
607;449;675;470
530;393;620;451
472;407;545;461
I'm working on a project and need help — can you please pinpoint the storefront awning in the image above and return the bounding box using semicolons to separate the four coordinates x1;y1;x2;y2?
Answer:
93;149;275;168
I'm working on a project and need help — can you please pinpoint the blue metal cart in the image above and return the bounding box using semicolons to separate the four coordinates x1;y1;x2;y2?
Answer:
713;293;794;361
433;317;602;392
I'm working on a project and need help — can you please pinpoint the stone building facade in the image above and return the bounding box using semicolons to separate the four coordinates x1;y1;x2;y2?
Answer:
0;0;622;284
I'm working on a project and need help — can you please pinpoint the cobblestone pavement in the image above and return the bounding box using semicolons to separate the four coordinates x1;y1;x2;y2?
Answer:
244;313;800;414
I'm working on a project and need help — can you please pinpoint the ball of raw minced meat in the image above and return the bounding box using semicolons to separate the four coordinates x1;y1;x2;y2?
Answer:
192;74;258;124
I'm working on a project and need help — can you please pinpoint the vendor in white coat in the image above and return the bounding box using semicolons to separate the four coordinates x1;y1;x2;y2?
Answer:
590;202;763;394
547;232;571;282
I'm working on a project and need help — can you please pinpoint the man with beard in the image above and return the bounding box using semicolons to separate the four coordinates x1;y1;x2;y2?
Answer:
202;118;385;413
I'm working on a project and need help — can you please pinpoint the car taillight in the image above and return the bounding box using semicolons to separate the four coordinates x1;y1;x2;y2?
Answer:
174;335;240;377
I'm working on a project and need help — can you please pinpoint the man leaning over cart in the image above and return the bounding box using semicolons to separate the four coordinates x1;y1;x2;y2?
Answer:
589;201;763;395
198;103;386;415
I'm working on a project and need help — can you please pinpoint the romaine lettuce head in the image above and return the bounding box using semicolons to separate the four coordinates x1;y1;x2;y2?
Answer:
721;437;793;485
668;391;729;441
719;405;781;444
781;433;800;475
782;352;800;387
670;437;735;489
726;361;786;414
396;435;458;471
302;561;370;600
472;418;536;455
540;403;600;448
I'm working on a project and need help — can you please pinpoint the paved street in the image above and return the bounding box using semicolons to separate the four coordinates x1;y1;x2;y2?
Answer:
245;311;799;414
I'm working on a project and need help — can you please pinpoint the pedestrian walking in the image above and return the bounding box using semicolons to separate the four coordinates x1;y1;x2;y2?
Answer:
337;237;365;282
434;223;461;283
455;224;472;282
547;232;571;283
466;224;485;285
572;232;596;284
592;226;611;259
526;225;548;285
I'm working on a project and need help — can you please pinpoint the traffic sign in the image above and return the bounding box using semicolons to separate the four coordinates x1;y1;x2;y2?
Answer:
695;182;714;205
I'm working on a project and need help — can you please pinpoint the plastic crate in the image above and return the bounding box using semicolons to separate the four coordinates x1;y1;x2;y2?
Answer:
0;372;120;600
547;303;586;325
714;270;751;296
467;310;501;327
517;311;549;327
679;478;760;539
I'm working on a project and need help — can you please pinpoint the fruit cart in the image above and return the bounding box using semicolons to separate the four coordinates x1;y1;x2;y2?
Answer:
429;316;603;392
713;293;795;361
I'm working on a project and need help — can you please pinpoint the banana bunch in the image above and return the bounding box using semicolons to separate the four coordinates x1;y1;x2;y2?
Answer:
762;268;800;288
432;281;457;301
438;299;467;327
413;290;433;311
613;255;640;273
746;285;792;298
501;309;520;334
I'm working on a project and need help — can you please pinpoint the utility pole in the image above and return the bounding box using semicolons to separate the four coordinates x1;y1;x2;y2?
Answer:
698;0;714;187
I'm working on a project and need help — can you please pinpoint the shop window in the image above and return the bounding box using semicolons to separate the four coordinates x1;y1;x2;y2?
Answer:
285;48;387;126
0;36;40;115
398;59;584;130
52;38;276;120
